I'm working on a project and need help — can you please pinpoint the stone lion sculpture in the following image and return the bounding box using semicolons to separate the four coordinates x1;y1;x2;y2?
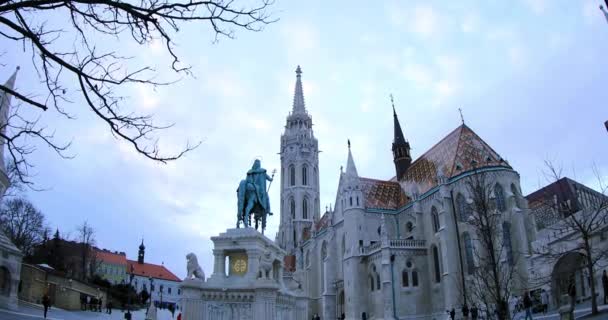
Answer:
258;251;274;279
186;253;205;281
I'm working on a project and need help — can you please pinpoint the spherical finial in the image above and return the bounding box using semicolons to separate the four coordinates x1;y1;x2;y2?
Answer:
16;66;20;71
295;65;302;75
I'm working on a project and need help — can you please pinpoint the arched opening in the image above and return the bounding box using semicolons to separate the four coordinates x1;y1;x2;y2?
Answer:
303;198;309;219
338;290;345;317
511;183;521;208
463;232;475;275
369;275;374;292
290;198;296;219
289;165;296;186
432;246;441;283
0;266;10;296
305;250;310;268
376;274;381;290
412;270;419;287
551;252;587;307
321;241;328;260
406;221;414;233
402;270;409;287
495;184;506;212
432;206;440;233
342;234;346;255
302;164;308;186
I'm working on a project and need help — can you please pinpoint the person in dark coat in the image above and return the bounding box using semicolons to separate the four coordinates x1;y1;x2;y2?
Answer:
568;280;576;313
471;304;479;320
462;303;470;320
448;308;456;320
603;270;608;304
42;294;51;319
523;291;533;320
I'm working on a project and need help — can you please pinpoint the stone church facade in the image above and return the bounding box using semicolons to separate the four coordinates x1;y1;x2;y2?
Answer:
276;67;537;319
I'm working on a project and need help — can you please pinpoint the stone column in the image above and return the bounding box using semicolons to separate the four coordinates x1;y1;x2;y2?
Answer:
248;249;262;280
381;242;396;319
210;249;225;281
322;256;336;320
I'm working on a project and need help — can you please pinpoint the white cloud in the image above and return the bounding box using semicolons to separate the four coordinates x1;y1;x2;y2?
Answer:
410;5;440;38
461;13;480;33
403;63;434;88
508;45;527;67
523;0;548;15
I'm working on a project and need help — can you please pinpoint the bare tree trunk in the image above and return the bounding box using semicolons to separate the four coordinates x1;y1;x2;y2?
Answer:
584;237;599;314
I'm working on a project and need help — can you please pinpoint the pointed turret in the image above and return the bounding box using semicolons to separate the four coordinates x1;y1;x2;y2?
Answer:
138;238;145;264
292;65;306;114
391;96;412;180
345;139;358;177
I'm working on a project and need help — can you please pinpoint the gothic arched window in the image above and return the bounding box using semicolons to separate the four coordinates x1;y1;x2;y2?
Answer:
456;193;469;222
495;184;506;212
412;270;419;287
369;275;374;292
342;234;346;255
503;222;514;265
432;245;441;283
305;250;310;267
289;165;296;186
511;184;521;208
302;164;308;186
290;198;296;219
431;206;440;233
303;198;308;219
406;221;414;233
463;232;475;275
376;274;381;290
402;270;409;287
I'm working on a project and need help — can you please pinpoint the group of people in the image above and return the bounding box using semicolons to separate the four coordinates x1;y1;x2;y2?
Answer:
447;303;480;320
79;294;105;312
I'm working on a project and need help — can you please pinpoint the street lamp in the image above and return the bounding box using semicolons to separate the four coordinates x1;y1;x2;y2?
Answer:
125;265;134;320
149;277;154;308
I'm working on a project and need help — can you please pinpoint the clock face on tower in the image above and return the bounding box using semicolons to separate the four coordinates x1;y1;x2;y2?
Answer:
231;257;248;275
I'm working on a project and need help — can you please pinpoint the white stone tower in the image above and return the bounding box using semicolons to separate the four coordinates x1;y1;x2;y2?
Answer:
277;66;320;257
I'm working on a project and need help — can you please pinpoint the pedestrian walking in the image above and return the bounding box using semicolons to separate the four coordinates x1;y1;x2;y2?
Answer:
107;301;113;314
568;280;576;313
42;293;50;319
98;298;102;313
462;303;470;320
362;312;367;320
177;312;182;320
471;304;479;320
523;291;533;320
448;308;455;320
86;295;91;311
541;290;549;314
340;313;345;320
603;270;608;304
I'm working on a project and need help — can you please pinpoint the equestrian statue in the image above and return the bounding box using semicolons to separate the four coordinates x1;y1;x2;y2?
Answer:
236;159;275;234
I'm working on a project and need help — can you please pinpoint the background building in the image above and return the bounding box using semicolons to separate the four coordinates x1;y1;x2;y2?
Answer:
95;249;127;285
127;240;181;308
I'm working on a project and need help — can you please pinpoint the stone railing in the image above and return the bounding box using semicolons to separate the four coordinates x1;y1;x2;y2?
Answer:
389;239;426;249
360;239;426;255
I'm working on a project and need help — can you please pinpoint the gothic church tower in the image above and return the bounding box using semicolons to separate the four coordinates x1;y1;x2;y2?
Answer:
277;66;320;255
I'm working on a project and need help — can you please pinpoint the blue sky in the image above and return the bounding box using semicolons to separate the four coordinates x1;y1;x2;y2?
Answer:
2;0;608;278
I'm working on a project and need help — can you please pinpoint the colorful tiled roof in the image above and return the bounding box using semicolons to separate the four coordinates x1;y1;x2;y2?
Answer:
361;178;409;210
127;260;181;282
96;250;127;266
400;124;510;195
315;212;331;232
284;255;296;272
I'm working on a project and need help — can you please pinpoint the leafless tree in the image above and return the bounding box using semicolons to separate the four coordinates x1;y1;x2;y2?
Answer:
0;196;46;255
76;220;97;280
0;0;276;186
462;170;523;320
531;161;608;315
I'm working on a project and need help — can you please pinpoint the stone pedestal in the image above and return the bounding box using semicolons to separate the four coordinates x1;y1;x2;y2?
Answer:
180;228;305;320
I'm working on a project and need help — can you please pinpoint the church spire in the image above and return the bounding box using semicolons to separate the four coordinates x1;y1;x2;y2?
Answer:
345;139;358;177
0;66;19;173
292;65;306;114
391;95;412;180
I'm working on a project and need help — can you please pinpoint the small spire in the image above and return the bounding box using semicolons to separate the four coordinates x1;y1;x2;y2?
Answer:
345;139;358;177
292;65;306;114
390;94;396;116
601;5;608;23
458;107;465;125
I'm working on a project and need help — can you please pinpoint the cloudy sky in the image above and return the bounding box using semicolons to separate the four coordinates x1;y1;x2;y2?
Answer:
2;0;608;279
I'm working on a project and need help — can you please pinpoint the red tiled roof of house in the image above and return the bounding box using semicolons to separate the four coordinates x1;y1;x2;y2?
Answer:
127;260;181;282
360;177;409;210
96;250;127;266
